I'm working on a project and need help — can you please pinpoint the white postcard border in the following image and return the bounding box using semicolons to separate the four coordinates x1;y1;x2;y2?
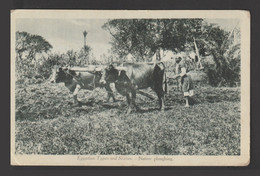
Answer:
10;10;250;166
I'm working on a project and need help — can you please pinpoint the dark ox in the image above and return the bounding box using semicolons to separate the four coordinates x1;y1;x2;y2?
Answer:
50;66;115;106
100;63;167;114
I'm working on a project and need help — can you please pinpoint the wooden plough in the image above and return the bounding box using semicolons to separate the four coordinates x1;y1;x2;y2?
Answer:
136;90;157;100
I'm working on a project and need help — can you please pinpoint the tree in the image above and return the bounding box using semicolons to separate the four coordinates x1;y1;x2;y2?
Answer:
83;30;88;50
198;23;240;86
16;31;52;61
103;19;156;61
78;46;92;65
15;31;53;81
102;19;204;61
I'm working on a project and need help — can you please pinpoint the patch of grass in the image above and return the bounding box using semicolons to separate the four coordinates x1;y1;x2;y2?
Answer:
15;82;240;155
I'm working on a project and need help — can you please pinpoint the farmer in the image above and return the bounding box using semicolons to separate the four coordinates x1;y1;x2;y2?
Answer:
174;57;194;107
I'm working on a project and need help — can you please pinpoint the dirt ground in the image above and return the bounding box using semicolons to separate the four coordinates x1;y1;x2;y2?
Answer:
14;81;240;155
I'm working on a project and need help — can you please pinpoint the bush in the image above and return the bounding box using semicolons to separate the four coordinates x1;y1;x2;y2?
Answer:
36;54;65;80
16;49;97;84
204;43;241;87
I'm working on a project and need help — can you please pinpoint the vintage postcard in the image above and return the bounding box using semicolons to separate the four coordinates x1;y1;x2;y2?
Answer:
10;10;250;166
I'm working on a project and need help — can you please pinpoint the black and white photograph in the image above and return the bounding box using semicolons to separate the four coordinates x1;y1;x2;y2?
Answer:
10;10;250;166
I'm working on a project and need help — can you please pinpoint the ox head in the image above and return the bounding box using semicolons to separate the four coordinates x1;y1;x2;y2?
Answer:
50;66;71;83
99;64;119;85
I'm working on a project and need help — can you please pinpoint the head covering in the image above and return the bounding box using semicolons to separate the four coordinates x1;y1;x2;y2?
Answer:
176;57;182;63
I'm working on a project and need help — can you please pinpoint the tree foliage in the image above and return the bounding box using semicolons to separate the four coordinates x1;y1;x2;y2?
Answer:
198;24;240;86
16;31;53;60
103;19;203;61
15;31;53;83
103;19;240;87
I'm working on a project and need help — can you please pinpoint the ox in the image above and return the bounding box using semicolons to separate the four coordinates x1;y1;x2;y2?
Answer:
50;66;116;106
100;62;167;114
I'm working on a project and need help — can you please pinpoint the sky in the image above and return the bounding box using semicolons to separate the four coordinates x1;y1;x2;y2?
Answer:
16;19;112;58
15;18;240;59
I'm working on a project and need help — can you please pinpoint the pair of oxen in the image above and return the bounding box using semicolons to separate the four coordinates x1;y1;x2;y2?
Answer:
50;62;167;114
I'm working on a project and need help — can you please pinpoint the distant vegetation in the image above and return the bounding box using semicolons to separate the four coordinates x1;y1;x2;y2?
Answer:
15;19;240;87
15;31;93;84
103;19;241;87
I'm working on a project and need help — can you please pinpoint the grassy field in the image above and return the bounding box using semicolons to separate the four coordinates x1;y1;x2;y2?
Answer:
15;81;240;155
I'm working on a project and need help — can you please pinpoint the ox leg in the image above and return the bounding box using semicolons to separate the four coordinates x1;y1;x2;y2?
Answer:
105;84;116;102
73;85;82;106
177;78;182;91
131;90;139;111
112;94;116;102
161;96;165;111
126;93;132;114
159;96;165;111
155;89;165;111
